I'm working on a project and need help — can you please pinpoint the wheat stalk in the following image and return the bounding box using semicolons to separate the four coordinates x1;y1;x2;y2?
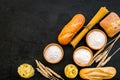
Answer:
35;60;64;80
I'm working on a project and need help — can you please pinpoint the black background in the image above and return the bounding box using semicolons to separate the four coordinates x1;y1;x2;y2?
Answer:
0;0;120;80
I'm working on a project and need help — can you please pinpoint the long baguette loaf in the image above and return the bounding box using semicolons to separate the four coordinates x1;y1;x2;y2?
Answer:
79;67;116;80
58;14;85;45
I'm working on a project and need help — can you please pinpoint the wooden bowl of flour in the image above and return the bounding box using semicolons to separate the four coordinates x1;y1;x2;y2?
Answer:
86;29;107;50
73;46;93;67
43;43;64;64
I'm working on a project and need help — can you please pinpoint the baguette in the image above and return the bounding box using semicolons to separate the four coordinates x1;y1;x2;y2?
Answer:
79;67;116;80
58;14;85;45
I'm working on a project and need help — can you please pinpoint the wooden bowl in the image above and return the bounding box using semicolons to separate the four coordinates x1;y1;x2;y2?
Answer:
86;29;107;50
43;43;64;64
73;46;93;67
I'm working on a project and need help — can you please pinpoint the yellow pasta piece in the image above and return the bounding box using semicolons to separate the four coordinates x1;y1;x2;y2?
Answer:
18;63;35;78
70;7;109;48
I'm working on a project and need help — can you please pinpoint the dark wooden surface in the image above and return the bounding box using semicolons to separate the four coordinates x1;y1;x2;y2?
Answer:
0;0;120;80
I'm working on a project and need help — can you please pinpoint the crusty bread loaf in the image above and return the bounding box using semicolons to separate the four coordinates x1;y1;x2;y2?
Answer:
79;67;116;80
100;12;120;37
58;14;85;45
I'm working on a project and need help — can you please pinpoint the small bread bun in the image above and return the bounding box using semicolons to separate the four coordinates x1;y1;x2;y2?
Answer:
64;64;78;79
73;46;93;67
58;14;85;45
100;12;120;37
18;63;35;78
86;29;107;50
43;43;64;64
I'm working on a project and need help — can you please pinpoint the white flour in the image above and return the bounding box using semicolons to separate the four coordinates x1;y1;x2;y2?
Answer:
87;31;106;49
74;49;91;65
44;45;63;63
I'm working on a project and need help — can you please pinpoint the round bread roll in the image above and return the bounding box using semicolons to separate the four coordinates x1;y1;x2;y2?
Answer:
18;63;35;78
86;29;107;50
73;46;93;67
43;43;64;64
